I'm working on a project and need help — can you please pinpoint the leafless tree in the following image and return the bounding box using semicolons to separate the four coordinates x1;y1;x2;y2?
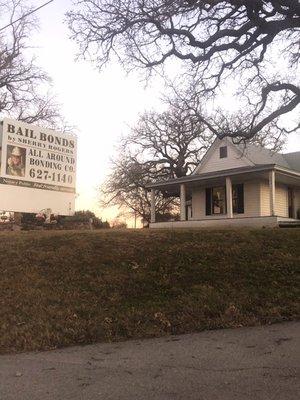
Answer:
68;0;300;140
0;0;64;129
101;154;177;225
101;96;214;224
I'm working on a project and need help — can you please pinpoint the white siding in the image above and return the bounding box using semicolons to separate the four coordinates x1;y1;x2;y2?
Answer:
192;188;205;219
275;183;289;217
260;181;270;216
244;181;261;217
196;139;252;174
192;180;261;219
192;179;292;220
260;181;289;217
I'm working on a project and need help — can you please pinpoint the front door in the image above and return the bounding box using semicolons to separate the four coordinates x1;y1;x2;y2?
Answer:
288;188;294;218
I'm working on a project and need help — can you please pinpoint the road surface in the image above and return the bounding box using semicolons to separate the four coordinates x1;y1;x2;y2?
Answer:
0;321;299;399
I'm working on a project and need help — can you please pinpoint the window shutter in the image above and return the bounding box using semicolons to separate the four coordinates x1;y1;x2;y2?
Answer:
237;184;244;214
205;188;212;215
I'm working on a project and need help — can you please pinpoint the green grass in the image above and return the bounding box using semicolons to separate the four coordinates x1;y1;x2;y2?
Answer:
0;228;299;354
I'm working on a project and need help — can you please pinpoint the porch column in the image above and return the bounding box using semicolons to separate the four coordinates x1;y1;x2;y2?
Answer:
226;177;233;218
292;191;297;219
180;183;186;221
269;170;275;216
150;189;156;223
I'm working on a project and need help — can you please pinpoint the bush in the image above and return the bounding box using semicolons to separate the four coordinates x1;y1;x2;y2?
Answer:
64;210;110;229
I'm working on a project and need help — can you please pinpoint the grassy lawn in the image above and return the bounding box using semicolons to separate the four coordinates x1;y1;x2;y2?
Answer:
0;228;299;354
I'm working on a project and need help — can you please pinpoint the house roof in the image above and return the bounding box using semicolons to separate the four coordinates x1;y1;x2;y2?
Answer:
147;137;300;189
146;164;300;189
236;142;300;171
193;137;300;176
283;152;300;172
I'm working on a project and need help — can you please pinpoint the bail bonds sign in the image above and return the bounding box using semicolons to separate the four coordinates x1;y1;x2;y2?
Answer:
0;118;77;215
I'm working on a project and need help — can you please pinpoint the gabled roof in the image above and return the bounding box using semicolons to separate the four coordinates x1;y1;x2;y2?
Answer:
235;142;299;171
147;138;300;189
193;137;253;174
195;137;300;174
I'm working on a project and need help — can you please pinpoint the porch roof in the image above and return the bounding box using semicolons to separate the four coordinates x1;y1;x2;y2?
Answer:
146;164;300;191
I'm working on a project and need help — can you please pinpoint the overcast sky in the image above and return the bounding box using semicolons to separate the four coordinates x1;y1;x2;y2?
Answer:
24;0;168;224
2;0;300;225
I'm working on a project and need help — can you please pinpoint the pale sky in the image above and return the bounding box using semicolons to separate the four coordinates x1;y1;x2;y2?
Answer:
28;0;166;225
2;0;300;226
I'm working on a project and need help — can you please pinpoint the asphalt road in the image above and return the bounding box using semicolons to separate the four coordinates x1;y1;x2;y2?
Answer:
0;322;299;400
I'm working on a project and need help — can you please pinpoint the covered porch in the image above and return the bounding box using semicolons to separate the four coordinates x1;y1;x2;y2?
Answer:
147;165;300;229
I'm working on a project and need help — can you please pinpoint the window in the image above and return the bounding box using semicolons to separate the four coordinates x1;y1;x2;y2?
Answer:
206;184;244;216
206;187;227;215
212;187;226;214
232;184;244;214
219;146;227;158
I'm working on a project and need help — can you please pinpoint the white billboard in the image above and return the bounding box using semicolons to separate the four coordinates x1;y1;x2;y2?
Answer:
0;118;77;215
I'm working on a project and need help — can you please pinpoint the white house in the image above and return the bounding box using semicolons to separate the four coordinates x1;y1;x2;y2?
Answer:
147;138;300;228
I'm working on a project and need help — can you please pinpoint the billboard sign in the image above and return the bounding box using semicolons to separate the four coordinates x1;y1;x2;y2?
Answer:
0;118;77;215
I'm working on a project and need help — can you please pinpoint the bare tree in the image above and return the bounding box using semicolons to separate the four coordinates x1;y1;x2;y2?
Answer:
101;154;177;225
172;82;290;151
0;0;64;128
68;0;300;140
101;96;213;224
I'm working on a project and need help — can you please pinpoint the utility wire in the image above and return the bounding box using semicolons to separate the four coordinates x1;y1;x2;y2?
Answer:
0;0;54;32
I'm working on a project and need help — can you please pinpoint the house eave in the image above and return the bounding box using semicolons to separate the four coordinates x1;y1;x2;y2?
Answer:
274;165;300;178
146;164;300;190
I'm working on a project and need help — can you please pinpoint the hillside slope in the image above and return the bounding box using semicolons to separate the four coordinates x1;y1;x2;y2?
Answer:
0;229;299;354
